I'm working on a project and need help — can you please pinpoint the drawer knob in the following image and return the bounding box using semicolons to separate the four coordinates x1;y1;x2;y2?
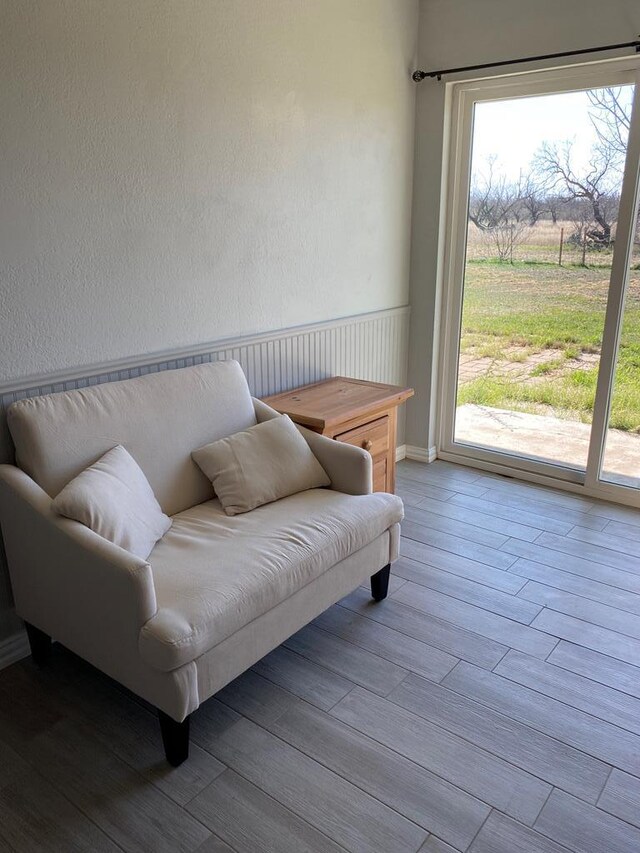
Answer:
362;439;373;451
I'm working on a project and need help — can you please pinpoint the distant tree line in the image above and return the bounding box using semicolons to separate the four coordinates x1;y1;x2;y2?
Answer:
468;87;637;262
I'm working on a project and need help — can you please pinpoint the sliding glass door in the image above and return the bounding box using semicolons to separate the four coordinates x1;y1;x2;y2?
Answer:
439;61;640;503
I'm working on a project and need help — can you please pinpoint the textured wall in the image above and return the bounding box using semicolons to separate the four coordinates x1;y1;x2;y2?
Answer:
407;0;640;452
0;0;418;650
0;0;418;383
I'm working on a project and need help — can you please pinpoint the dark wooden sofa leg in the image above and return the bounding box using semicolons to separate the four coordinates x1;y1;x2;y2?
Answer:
370;563;391;602
24;622;52;667
158;710;190;767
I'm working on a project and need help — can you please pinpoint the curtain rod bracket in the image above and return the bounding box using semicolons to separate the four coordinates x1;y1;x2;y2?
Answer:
412;36;640;83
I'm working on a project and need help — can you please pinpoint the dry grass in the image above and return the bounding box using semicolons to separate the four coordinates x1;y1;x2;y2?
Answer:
457;260;640;432
466;220;640;267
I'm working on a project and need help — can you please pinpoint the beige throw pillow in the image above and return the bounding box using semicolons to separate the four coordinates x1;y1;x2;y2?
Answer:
192;414;330;515
52;445;172;559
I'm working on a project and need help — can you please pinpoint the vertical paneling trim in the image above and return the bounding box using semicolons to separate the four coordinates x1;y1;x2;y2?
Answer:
0;307;410;465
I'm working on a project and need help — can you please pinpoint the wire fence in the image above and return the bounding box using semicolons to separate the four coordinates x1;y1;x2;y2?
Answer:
466;220;640;267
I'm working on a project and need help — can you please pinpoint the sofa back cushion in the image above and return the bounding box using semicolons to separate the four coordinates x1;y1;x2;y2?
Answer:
7;360;257;516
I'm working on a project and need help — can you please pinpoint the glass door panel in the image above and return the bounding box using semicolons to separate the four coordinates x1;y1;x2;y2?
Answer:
600;181;640;486
453;85;634;472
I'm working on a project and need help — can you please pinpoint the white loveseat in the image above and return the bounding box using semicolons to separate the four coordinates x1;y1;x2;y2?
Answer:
0;360;403;764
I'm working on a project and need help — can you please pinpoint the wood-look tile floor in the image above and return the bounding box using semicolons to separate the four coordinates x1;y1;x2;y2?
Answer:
2;459;640;852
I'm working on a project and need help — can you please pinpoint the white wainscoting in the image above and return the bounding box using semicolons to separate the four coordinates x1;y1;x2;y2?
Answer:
0;306;410;663
0;306;410;464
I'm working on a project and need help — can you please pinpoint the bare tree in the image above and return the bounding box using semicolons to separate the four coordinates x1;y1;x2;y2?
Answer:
486;217;531;262
531;87;634;249
468;156;505;231
586;88;640;244
568;198;596;265
468;87;635;263
545;194;565;224
469;158;542;229
587;87;631;162
519;172;546;225
468;157;532;261
534;139;619;246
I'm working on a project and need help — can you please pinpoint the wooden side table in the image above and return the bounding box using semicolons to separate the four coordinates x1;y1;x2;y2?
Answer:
262;377;414;493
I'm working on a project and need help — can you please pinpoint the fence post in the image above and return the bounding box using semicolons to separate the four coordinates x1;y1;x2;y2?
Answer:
559;227;564;266
582;227;587;266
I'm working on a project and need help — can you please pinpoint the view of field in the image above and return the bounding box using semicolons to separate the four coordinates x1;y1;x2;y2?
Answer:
457;220;640;436
453;84;640;482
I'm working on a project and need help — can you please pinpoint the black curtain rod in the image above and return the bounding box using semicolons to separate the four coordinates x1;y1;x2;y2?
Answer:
412;37;640;82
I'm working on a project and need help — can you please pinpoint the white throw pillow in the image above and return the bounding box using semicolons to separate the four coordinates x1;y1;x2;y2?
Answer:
52;445;172;559
192;414;331;516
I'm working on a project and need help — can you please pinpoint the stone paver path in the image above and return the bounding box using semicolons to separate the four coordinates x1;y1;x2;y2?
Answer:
458;348;599;384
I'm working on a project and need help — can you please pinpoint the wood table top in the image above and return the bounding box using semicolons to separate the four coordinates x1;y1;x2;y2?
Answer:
262;376;414;430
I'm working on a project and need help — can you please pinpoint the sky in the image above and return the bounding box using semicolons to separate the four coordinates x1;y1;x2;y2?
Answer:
470;85;634;184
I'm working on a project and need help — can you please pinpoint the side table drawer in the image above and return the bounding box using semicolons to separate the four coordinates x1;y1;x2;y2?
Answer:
335;416;389;457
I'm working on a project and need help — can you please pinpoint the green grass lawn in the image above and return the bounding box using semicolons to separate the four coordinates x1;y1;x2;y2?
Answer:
457;260;640;432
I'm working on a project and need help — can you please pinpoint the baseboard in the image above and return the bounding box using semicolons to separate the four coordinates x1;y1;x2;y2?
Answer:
0;629;29;670
395;445;406;462
404;445;437;463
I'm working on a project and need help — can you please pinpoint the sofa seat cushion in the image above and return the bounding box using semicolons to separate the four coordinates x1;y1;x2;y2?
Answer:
139;489;403;671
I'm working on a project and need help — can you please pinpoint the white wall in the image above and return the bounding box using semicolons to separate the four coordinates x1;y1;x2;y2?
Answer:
0;0;418;383
407;0;640;452
0;0;418;646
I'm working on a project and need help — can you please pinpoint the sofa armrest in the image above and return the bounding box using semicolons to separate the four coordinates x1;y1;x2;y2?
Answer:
253;399;372;496
0;464;157;653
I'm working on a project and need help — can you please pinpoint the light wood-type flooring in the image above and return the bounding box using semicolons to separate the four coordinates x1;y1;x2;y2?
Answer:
1;459;640;852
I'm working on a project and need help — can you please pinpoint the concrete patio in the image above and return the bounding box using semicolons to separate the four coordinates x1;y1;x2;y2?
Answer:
455;404;640;488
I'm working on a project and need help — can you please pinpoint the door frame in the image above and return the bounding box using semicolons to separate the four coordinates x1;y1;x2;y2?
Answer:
436;58;640;505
